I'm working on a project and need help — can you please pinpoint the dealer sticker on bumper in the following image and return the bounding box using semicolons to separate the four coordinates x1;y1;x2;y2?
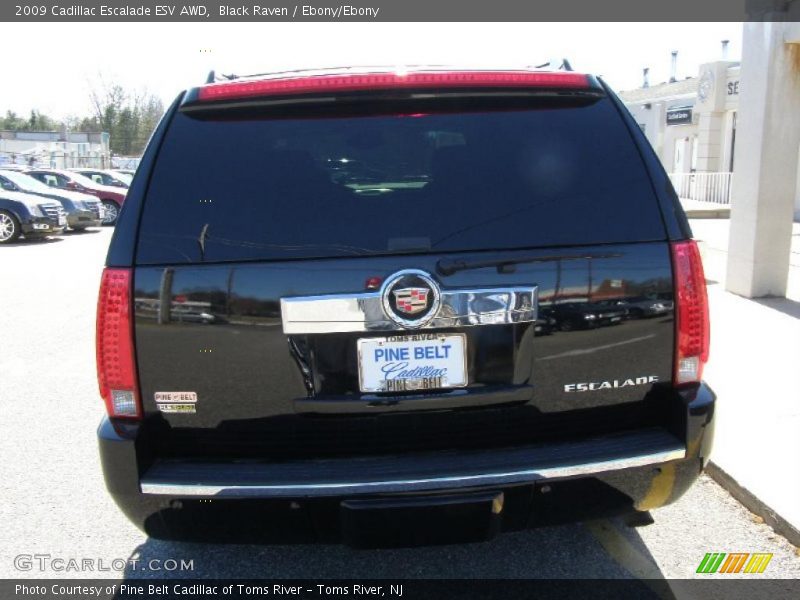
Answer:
357;333;467;393
155;391;197;414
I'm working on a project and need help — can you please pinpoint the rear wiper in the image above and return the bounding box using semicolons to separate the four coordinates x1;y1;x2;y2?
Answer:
436;251;623;276
197;223;209;260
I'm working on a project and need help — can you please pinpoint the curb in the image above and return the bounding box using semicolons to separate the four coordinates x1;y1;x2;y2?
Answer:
706;461;800;548
684;209;730;219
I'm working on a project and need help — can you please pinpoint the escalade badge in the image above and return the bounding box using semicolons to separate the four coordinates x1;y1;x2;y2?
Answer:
563;375;659;392
381;269;441;328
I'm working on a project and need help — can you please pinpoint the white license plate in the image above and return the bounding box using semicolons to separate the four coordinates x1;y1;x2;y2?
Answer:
57;215;66;226
357;333;467;393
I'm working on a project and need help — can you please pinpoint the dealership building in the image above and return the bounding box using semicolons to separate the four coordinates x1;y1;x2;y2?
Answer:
620;45;800;221
620;55;742;180
619;21;800;300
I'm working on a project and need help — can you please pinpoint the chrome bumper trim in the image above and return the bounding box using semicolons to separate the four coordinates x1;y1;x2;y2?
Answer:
140;446;685;498
281;285;538;334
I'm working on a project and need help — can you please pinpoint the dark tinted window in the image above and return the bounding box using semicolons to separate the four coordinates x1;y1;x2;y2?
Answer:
30;172;67;188
82;172;105;184
136;98;664;264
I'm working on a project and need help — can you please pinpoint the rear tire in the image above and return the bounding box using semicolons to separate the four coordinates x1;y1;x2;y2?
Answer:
559;319;575;332
101;201;119;226
0;210;21;244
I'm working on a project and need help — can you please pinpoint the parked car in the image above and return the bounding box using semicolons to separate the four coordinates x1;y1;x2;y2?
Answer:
72;168;131;189
26;169;126;225
653;292;675;312
0;169;104;230
96;67;712;546
596;296;671;319
109;170;134;185
550;302;627;331
170;306;219;324
0;190;66;243
534;307;558;336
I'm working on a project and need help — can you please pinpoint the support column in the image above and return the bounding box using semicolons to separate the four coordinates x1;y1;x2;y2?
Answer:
725;22;800;298
693;60;731;173
795;151;800;221
695;113;724;172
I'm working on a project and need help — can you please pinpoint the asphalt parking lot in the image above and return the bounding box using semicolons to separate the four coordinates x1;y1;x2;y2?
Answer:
1;228;799;583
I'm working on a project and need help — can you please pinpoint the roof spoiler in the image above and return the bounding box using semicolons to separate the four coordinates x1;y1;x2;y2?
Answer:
203;60;576;85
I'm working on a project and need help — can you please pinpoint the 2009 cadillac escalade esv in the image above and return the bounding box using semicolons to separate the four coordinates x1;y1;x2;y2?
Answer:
97;67;713;546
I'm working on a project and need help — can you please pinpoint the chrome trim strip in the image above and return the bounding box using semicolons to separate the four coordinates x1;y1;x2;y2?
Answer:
140;446;685;498
281;285;538;334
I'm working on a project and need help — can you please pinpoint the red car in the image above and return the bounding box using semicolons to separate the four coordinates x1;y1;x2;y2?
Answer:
26;168;126;225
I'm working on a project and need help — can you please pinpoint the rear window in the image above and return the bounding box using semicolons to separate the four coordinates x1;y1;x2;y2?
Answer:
136;97;665;264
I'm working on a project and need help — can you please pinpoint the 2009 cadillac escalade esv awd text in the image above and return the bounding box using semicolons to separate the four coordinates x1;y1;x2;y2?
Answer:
96;68;713;546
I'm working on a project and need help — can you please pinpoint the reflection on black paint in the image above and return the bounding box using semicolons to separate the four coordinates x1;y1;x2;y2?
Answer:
132;242;675;458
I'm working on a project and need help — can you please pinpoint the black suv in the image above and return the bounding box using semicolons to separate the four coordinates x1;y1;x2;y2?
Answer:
97;68;713;545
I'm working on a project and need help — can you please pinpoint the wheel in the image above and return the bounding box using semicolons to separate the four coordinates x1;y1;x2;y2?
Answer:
101;201;119;226
0;210;21;244
559;319;575;332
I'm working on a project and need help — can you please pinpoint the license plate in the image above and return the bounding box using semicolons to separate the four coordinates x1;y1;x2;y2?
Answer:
357;333;467;393
57;215;66;226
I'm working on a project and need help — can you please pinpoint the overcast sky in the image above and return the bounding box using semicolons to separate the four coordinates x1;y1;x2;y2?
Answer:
2;22;742;120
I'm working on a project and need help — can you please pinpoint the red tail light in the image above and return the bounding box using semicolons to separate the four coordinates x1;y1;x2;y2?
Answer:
671;240;710;386
198;71;591;102
96;268;141;419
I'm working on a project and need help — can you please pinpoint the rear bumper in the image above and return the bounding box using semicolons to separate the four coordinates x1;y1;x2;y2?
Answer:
139;428;684;498
98;383;715;542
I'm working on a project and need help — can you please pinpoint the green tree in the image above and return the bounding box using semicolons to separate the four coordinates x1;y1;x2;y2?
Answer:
27;110;58;131
89;79;164;155
1;110;33;131
2;79;165;155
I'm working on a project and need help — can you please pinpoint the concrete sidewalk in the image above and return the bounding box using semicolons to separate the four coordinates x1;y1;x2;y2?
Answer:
691;218;800;302
690;218;800;544
682;198;731;219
